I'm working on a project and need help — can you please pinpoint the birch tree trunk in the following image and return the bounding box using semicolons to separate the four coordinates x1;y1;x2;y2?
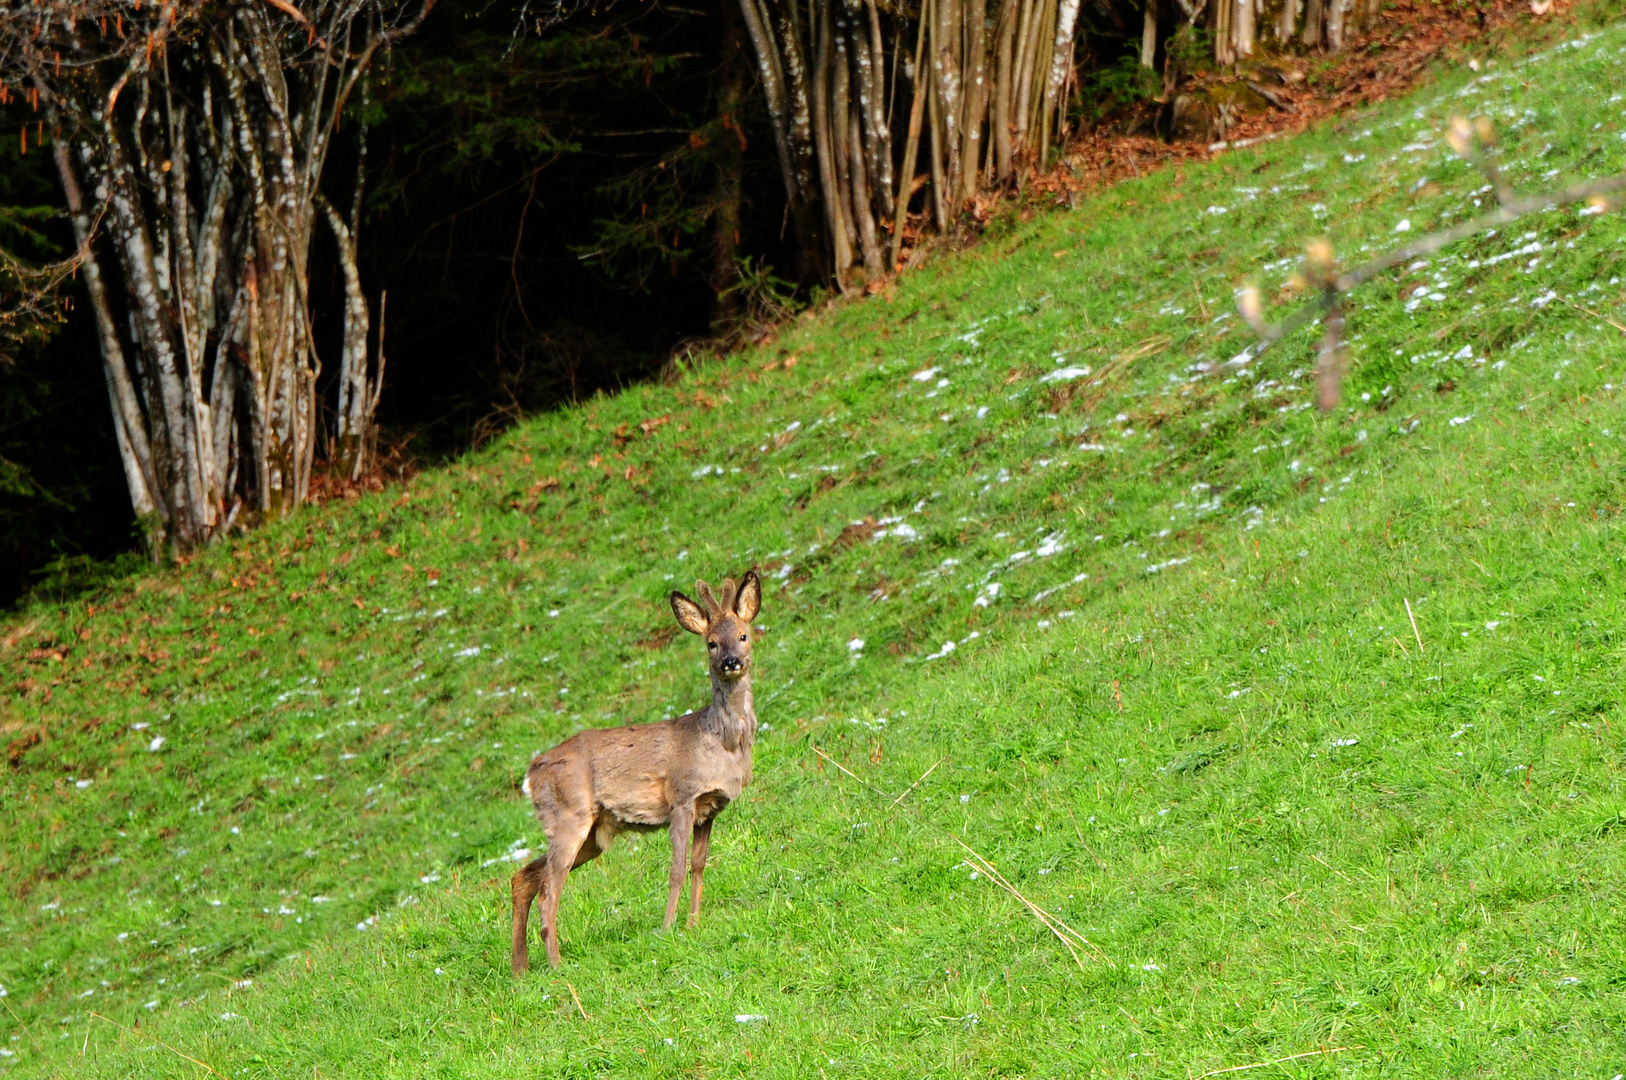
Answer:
959;0;989;200
1276;0;1300;43
736;0;1084;281
1038;0;1082;165
1301;0;1326;49
1213;0;1233;66
993;0;1017;182
318;197;381;482
1324;0;1349;51
1232;0;1255;59
4;0;430;554
890;4;929;271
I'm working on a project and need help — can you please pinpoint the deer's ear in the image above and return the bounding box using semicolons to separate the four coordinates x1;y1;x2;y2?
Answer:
670;591;710;635
734;570;761;623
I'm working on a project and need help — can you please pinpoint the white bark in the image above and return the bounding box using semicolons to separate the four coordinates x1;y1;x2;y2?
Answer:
1040;0;1082;160
738;0;803;206
734;0;1095;278
1276;0;1300;42
934;0;964;206
1233;0;1255;58
1325;0;1349;51
859;0;894;217
14;0;430;552
318;195;378;480
52;139;162;531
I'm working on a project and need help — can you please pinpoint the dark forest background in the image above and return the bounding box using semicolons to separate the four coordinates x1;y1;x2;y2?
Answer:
0;0;1157;605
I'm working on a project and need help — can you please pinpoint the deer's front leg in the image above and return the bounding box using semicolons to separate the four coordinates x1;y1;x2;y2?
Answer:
663;804;695;931
687;817;713;928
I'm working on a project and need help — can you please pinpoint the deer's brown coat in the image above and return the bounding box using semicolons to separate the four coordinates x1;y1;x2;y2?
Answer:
510;571;761;972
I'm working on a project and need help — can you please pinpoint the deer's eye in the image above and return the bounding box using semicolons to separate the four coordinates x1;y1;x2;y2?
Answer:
707;640;717;649
739;634;747;642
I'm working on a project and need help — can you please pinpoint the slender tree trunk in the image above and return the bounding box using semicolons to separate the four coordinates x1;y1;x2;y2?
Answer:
1213;0;1233;66
1324;0;1347;51
52;138;164;541
1276;0;1299;42
1011;0;1044;169
1039;0;1081;165
811;0;856;281
860;0;894;217
738;0;800;207
317;196;376;481
1301;0;1324;49
959;0;989;199
927;35;948;230
993;0;1017;183
891;1;929;271
1142;0;1158;66
849;110;885;278
830;12;863;269
102;126;214;546
936;0;965;211
742;0;829;277
1233;0;1254;58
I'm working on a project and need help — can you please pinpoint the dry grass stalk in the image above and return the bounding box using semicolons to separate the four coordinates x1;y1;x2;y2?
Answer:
1404;597;1425;654
89;1013;228;1079
1191;1044;1361;1079
947;834;1111;969
889;755;948;807
1553;294;1626;336
810;744;1112;970
565;981;592;1021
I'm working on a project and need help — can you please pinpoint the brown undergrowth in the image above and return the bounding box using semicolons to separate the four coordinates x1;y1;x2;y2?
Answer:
1026;0;1581;204
303;432;421;508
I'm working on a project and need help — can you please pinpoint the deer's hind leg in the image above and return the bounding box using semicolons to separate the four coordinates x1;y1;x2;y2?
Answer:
510;857;547;975
539;812;596;969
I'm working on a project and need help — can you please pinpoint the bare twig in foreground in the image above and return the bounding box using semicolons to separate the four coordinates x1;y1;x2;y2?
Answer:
1238;114;1626;409
810;744;892;799
0;995;42;1055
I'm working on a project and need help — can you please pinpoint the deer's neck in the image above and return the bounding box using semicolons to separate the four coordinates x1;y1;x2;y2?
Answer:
702;673;755;752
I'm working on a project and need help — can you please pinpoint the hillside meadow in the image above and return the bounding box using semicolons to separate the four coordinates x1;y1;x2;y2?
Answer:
5;15;1626;1077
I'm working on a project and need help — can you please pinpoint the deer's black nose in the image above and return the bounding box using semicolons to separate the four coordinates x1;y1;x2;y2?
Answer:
721;657;743;672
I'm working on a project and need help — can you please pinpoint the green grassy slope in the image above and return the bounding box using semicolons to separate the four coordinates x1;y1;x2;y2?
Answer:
7;20;1626;1077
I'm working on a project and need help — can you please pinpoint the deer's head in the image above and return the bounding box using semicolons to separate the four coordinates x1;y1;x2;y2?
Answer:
671;571;761;685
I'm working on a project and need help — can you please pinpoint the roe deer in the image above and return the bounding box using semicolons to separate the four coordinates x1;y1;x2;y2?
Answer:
510;570;762;972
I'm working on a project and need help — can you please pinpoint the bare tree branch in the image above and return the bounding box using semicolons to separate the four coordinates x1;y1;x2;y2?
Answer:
1239;114;1626;410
